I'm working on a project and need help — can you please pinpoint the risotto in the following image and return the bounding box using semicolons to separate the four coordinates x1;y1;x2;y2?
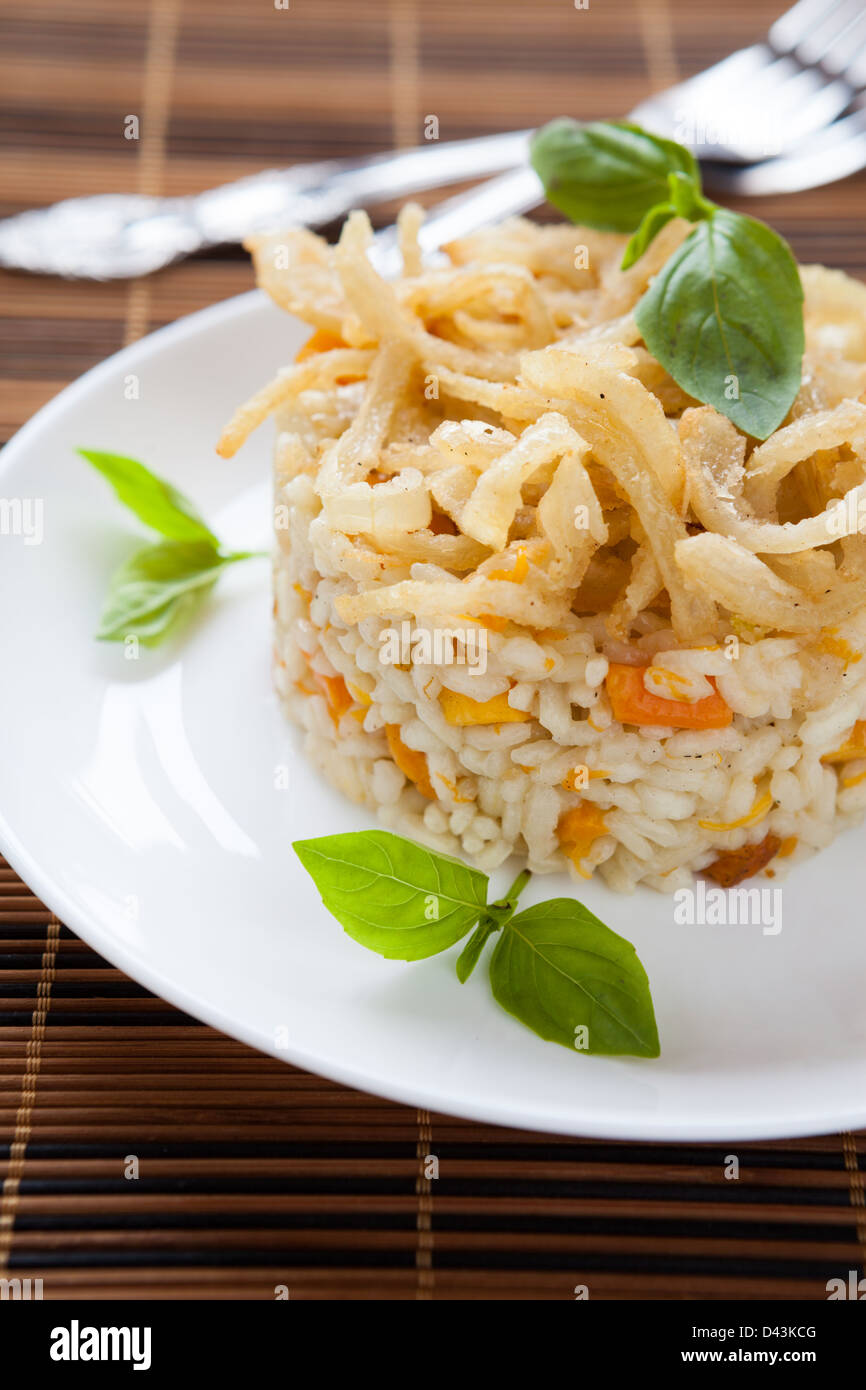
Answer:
218;208;866;892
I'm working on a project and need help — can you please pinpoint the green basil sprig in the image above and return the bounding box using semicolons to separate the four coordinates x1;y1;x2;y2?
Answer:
294;830;488;959
530;119;804;439
294;830;660;1058
530;118;700;233
79;449;219;544
79;449;265;645
489;898;658;1057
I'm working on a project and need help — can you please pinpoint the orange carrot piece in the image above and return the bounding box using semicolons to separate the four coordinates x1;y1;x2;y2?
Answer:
606;663;733;731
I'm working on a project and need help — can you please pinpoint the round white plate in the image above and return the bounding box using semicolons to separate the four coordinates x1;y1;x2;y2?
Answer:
1;289;865;1141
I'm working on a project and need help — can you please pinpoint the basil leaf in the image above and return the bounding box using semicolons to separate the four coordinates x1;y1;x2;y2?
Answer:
489;899;660;1057
79;449;218;544
456;915;499;983
635;209;804;439
456;866;533;981
531;119;700;233
97;539;247;644
293;830;488;960
621;202;676;271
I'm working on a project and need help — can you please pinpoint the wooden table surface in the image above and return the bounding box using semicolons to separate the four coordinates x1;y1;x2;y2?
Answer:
1;0;865;1300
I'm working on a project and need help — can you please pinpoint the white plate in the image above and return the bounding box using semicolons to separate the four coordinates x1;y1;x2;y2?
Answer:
1;289;865;1142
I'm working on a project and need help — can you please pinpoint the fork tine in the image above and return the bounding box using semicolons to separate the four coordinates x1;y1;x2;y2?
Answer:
763;2;866;142
795;0;866;68
746;2;866;145
635;0;866;163
657;46;835;160
769;0;854;54
705;102;866;195
816;5;866;80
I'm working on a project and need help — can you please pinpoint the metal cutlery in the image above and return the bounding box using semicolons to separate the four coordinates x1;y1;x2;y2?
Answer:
631;0;866;164
0;130;531;280
3;0;866;278
369;167;543;278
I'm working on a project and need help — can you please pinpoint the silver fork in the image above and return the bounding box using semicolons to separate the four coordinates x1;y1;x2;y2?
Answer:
370;89;866;272
708;102;866;194
0;130;532;280
369;0;866;263
631;0;866;164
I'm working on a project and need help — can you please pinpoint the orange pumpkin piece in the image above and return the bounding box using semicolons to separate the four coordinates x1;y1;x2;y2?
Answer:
822;719;866;764
317;673;353;725
606;663;733;730
294;328;346;362
294;328;364;384
486;547;529;584
557;803;608;868
300;652;353;726
385;725;435;800
439;690;529;726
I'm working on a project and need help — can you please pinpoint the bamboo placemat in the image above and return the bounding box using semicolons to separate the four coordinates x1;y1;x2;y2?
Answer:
1;0;866;1301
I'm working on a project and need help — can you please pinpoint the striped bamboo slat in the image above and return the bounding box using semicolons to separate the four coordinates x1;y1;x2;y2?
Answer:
0;883;865;1300
2;0;866;1299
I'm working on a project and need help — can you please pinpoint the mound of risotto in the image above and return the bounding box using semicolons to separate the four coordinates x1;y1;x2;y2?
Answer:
218;209;866;892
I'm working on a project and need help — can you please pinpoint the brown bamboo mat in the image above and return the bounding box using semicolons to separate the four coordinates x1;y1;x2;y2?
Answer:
1;0;866;1301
